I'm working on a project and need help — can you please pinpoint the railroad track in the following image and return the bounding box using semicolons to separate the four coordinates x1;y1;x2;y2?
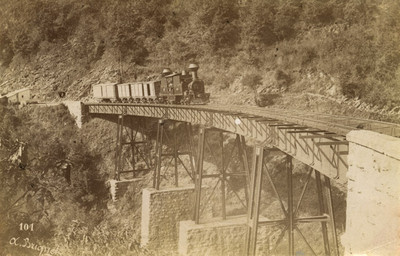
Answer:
86;102;400;181
148;103;400;138
86;102;400;138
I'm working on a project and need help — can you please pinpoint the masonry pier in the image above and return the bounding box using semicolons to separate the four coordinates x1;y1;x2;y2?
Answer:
109;178;144;201
140;187;196;252
342;130;400;255
179;216;270;256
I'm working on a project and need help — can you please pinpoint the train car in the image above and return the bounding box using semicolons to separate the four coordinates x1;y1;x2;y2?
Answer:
91;64;209;104
92;83;118;102
117;83;131;102
131;82;144;102
186;64;209;104
160;72;185;103
130;83;137;101
143;81;149;99
145;81;161;102
159;64;209;104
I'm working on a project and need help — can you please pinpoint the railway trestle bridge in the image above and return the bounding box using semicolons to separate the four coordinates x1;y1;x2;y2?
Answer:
71;102;400;256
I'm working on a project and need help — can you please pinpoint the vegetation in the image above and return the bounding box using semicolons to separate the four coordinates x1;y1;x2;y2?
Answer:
0;0;399;109
0;1;397;254
0;105;189;255
0;105;110;255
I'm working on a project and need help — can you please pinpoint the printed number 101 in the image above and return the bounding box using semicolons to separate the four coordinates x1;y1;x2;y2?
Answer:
19;223;33;231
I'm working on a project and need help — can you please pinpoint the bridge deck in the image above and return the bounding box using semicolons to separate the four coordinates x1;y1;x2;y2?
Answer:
85;102;400;183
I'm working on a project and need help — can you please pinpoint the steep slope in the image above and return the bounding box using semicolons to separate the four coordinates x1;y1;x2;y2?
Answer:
0;0;399;122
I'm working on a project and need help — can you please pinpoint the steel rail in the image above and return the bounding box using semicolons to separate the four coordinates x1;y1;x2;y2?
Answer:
84;102;399;182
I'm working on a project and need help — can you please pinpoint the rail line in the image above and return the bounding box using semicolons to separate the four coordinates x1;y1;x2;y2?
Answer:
85;102;400;183
197;104;400;137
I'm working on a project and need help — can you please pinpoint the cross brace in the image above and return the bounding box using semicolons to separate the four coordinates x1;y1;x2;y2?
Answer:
153;120;196;190
114;115;152;180
245;146;340;256
193;127;251;224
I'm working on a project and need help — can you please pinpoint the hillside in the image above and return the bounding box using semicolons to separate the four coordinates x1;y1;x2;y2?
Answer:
3;2;398;253
0;0;399;121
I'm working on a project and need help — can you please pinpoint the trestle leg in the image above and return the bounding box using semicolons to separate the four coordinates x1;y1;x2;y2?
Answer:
114;115;124;180
245;147;340;256
237;135;251;205
220;132;227;219
287;155;294;256
193;129;249;224
316;171;330;255
153;120;196;190
245;145;264;256
324;176;340;256
114;115;151;180
153;120;164;189
194;126;205;224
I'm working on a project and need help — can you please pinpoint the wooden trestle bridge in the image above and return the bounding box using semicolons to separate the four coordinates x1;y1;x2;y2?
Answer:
85;102;400;256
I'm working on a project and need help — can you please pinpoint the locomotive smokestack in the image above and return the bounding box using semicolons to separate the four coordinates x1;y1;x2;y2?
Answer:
162;68;172;77
188;63;199;80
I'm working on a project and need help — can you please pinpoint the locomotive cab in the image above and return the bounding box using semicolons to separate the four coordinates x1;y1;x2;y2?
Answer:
160;72;188;104
159;64;209;104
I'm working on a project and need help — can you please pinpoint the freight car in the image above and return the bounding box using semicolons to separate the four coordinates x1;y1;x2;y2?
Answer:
92;83;118;102
92;64;209;104
92;81;161;103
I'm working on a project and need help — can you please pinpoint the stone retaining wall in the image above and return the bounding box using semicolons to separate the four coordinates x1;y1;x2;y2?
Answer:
342;130;400;255
63;101;85;128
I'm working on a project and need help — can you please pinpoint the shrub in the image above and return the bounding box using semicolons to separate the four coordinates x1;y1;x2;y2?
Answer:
341;82;363;99
274;70;291;90
0;33;14;67
241;73;262;90
12;32;38;57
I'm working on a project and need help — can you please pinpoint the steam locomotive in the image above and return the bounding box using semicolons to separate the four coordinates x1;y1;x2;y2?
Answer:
92;64;209;104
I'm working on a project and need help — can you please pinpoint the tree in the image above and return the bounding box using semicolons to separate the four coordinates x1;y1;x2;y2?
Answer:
0;105;106;254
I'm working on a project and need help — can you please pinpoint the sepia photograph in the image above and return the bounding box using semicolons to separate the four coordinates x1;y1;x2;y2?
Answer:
0;0;399;255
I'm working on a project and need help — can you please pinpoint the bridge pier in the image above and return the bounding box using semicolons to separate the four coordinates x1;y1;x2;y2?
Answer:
84;102;400;255
153;119;195;189
342;131;400;255
245;146;339;256
193;127;250;224
140;186;196;252
114;115;152;180
179;216;270;256
109;178;144;201
63;101;87;128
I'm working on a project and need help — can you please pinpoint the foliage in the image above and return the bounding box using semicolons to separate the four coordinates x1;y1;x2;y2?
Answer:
0;0;399;106
241;72;262;90
0;32;14;67
0;1;397;117
0;105;107;254
0;1;398;252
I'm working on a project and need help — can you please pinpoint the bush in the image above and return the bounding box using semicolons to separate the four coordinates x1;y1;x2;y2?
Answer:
12;32;38;57
0;33;14;67
241;73;262;90
0;105;108;254
341;82;363;99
